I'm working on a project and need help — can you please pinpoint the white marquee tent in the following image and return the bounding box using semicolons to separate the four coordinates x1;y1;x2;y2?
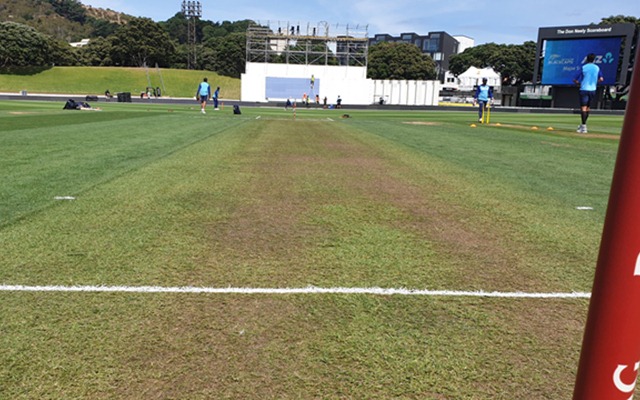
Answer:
456;66;501;91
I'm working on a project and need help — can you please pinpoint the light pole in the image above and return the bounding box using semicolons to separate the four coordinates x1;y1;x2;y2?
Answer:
181;1;201;69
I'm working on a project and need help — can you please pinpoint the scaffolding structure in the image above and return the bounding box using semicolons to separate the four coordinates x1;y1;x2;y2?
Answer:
182;0;201;69
246;21;369;67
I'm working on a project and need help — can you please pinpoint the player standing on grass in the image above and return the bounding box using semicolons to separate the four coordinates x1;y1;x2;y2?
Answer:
573;53;604;133
473;78;493;123
196;77;211;114
213;86;220;110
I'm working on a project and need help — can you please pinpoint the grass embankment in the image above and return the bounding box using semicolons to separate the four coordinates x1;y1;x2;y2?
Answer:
0;101;625;399
0;66;240;99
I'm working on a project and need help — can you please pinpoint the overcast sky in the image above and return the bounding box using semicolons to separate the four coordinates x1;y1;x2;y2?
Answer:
79;0;639;45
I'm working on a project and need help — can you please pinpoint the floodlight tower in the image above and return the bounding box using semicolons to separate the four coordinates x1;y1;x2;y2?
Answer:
181;0;202;69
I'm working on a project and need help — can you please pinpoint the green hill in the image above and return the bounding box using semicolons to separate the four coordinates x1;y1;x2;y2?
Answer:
0;0;130;42
0;67;241;99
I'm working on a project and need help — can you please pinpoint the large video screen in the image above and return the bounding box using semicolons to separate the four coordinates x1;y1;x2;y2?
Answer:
541;37;622;85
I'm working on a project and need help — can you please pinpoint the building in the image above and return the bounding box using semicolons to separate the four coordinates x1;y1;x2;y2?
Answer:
242;22;441;106
69;39;90;48
453;35;474;53
369;31;466;81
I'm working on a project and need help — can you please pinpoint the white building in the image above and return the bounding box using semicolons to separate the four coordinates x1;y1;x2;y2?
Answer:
241;62;441;106
69;39;90;48
241;22;441;106
453;35;475;53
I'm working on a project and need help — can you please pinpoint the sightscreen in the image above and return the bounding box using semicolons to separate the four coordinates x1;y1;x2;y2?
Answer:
265;77;320;100
541;37;623;85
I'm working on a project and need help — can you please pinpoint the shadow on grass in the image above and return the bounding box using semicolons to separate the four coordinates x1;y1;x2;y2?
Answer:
0;66;53;76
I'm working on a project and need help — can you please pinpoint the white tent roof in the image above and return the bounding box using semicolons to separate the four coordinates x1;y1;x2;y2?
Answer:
458;66;500;79
456;66;501;91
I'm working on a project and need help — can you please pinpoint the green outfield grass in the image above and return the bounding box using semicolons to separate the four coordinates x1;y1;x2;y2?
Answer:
0;100;626;399
0;66;240;99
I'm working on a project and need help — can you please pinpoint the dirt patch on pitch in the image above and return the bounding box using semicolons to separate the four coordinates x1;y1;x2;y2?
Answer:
402;121;442;126
206;119;543;291
582;133;619;140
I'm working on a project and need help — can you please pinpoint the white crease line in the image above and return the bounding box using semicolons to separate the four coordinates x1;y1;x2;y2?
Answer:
0;285;590;298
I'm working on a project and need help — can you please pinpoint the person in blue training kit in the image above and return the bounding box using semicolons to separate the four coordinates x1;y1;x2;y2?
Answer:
213;86;220;110
196;77;211;114
573;53;604;133
473;77;493;123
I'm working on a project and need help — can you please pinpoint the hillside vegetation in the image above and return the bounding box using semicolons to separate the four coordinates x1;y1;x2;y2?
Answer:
0;0;86;40
0;0;130;42
0;67;240;99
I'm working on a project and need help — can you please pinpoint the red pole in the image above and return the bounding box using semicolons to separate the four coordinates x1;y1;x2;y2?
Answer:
573;42;640;399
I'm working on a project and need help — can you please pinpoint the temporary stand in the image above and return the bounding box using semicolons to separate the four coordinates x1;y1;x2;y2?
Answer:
246;21;369;67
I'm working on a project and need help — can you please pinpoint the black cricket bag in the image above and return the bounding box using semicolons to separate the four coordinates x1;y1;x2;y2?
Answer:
233;105;241;115
63;99;79;110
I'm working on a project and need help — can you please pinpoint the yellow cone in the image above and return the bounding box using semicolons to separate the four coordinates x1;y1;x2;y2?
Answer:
470;124;477;128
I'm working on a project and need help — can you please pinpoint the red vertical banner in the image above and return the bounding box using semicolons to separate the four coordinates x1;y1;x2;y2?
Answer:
573;43;640;399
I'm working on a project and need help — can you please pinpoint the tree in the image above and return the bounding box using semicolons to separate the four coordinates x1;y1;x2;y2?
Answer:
109;17;176;67
160;13;189;44
491;42;536;85
48;0;87;24
203;24;230;41
203;32;246;78
48;38;77;66
599;15;639;27
87;18;120;38
448;42;536;85
0;22;56;67
77;37;114;66
367;42;436;80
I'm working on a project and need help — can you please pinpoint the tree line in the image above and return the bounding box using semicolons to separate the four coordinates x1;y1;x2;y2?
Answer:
0;15;250;78
0;0;637;85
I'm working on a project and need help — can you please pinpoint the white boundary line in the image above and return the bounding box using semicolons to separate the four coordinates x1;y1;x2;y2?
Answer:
0;285;590;298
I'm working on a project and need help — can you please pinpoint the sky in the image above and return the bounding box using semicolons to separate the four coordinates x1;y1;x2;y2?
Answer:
79;0;639;45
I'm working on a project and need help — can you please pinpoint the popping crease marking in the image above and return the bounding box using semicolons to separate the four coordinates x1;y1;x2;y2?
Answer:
0;285;591;298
